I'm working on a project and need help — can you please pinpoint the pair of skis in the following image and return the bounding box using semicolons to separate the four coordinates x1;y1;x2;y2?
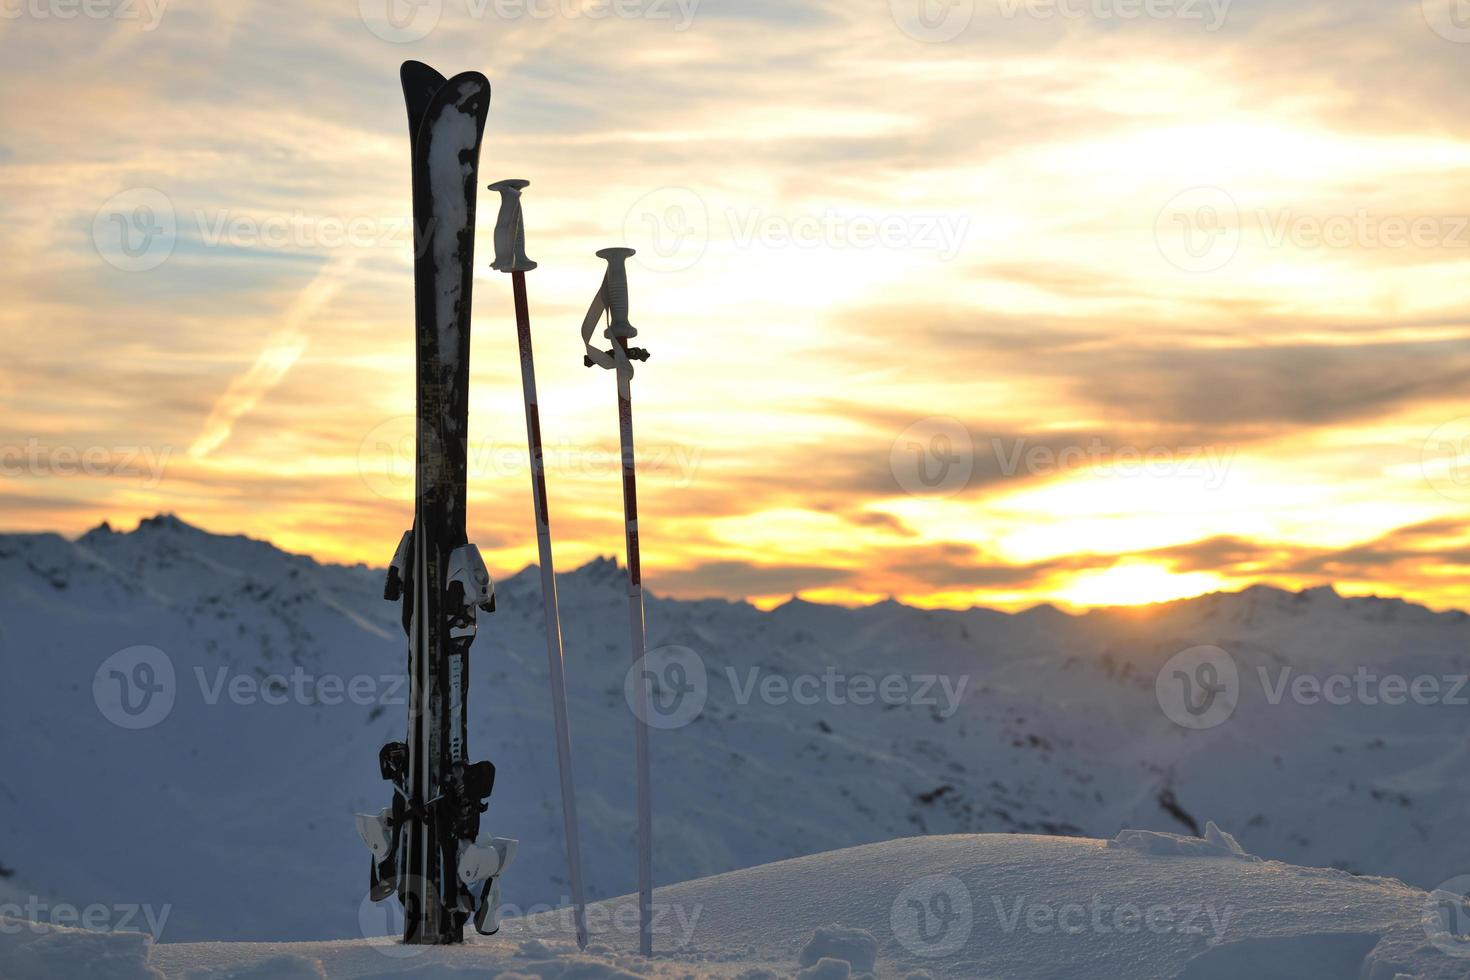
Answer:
356;60;507;947
357;60;656;954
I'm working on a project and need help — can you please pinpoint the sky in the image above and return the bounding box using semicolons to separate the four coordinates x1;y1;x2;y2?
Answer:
3;0;1470;611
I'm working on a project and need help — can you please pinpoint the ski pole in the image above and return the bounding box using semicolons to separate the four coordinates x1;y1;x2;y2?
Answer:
488;178;590;950
581;247;653;956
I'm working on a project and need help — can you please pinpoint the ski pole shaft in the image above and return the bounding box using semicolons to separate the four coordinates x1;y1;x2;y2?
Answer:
589;245;653;957
510;267;590;949
489;179;590;948
616;360;654;958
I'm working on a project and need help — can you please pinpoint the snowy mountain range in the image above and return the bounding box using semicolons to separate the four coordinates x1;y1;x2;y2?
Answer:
2;515;1467;943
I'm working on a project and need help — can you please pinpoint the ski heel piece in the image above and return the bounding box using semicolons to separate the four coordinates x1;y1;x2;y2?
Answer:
446;544;496;639
384;530;413;601
355;808;393;860
357;808;400;902
473;876;505;935
466;838;517;936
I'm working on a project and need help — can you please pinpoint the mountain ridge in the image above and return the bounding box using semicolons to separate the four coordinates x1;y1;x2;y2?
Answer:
1;514;1467;941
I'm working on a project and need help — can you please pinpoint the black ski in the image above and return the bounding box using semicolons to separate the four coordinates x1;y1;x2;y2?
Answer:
358;61;504;947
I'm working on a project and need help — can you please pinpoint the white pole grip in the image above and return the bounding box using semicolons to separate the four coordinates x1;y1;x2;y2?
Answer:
595;247;636;338
488;178;537;273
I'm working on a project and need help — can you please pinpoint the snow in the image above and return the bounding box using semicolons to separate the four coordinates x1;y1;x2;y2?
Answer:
4;517;1470;955
424;76;485;386
9;832;1468;978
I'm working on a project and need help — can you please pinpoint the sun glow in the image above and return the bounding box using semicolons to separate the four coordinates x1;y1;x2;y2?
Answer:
1057;563;1226;609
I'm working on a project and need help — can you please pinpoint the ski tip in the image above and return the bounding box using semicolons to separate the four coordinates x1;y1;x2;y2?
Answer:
443;70;492;104
400;60;446;89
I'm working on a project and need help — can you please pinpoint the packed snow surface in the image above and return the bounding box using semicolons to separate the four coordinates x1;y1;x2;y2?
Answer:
7;832;1469;979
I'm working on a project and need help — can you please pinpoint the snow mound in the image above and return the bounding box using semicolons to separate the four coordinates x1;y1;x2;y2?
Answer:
1109;821;1261;862
124;833;1467;978
0;915;162;980
797;924;878;973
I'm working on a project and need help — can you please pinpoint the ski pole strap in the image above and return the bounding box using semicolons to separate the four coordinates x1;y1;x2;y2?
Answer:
581;248;649;379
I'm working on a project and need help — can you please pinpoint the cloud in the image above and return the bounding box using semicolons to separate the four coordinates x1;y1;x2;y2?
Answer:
654;560;855;598
188;254;356;458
